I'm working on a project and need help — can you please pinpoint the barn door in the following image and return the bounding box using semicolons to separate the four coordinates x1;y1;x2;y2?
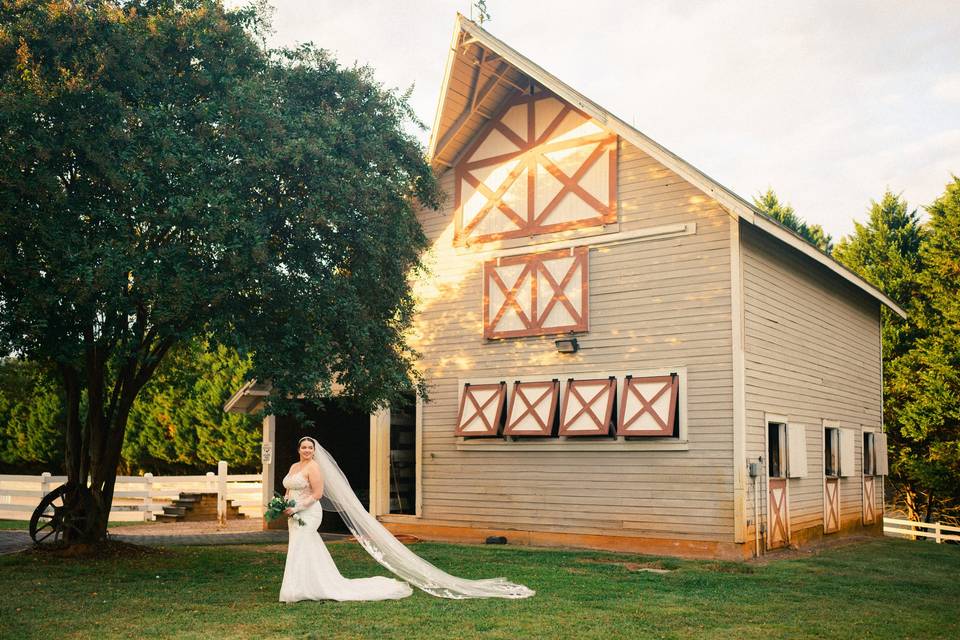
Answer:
768;478;789;549
862;476;876;525
767;421;790;550
824;477;840;533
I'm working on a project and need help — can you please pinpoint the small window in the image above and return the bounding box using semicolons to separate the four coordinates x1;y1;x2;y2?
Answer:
504;380;559;437
617;374;679;437
863;432;876;476
558;377;617;436
825;427;840;477
768;422;786;478
454;382;506;437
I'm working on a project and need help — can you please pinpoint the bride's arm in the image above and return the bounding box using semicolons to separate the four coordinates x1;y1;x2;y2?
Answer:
305;463;324;502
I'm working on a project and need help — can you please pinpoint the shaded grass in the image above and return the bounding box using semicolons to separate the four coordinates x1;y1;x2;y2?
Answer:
0;538;957;639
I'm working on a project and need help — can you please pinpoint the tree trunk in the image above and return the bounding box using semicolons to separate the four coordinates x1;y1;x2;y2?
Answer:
56;334;175;545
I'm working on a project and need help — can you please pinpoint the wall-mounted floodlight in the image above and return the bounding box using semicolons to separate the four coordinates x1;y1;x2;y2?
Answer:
554;337;579;354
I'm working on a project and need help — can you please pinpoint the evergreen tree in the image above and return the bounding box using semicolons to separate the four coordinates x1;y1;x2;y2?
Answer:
0;359;64;473
835;187;960;521
753;189;834;254
123;341;260;474
891;178;960;520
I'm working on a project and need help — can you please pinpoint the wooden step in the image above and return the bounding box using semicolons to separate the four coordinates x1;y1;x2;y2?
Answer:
155;513;184;523
154;491;246;523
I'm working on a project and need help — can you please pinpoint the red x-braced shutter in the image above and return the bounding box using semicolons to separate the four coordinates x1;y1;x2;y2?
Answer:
504;380;559;437
768;478;789;549
863;476;876;525
454;382;506;437
824;477;840;533
454;91;617;245
483;247;588;339
617;375;679;437
559;378;616;436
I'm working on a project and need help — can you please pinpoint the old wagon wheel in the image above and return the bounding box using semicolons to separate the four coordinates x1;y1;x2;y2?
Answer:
29;483;91;544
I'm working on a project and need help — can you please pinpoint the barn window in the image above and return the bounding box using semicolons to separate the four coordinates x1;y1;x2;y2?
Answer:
483;247;588;340
863;432;876;476
504;380;560;436
454;382;507;437
824;427;840;477
454;92;617;246
618;375;679;437
558;377;617;436
768;422;786;478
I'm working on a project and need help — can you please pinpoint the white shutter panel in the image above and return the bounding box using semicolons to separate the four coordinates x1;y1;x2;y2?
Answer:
787;424;807;478
839;428;856;477
875;432;889;475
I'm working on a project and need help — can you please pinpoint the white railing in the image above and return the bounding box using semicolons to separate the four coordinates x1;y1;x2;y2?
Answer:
883;517;960;543
0;463;262;522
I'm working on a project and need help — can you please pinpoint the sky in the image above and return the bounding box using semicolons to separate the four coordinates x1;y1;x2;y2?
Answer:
235;0;960;240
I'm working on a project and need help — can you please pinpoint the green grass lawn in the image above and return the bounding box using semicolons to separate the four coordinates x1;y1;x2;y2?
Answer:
1;537;957;639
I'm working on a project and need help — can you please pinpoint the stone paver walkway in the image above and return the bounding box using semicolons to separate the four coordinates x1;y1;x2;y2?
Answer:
0;531;31;556
0;520;350;555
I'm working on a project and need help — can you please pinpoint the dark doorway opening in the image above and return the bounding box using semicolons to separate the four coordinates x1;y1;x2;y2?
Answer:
275;399;369;533
389;393;417;515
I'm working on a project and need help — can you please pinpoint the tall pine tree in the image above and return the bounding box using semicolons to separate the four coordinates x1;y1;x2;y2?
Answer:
834;192;929;518
753;189;834;254
892;178;960;520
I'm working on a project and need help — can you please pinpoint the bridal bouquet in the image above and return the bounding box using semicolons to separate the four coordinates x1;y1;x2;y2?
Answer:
264;492;305;526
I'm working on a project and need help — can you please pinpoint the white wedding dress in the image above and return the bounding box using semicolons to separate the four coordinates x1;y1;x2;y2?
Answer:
278;441;534;603
279;469;412;602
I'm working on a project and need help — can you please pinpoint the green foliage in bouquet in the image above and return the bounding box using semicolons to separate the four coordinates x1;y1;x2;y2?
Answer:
265;492;304;526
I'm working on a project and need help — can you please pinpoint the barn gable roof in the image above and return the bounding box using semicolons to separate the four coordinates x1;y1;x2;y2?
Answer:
428;14;906;319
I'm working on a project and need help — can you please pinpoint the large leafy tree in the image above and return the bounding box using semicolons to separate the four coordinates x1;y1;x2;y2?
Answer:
753;188;834;254
0;0;439;543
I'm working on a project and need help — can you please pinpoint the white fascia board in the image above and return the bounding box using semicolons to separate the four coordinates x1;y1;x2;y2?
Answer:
448;17;907;321
455;18;756;225
751;216;907;319
427;14;466;159
223;379;270;414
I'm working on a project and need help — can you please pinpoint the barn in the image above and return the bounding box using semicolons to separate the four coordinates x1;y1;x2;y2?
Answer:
227;14;901;559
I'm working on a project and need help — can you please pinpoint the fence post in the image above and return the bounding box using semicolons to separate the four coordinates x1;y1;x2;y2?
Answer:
217;461;228;527
206;471;215;493
143;473;154;521
935;521;942;544
40;472;52;497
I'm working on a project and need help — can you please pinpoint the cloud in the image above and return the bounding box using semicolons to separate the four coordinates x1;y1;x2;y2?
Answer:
224;0;960;237
932;75;960;104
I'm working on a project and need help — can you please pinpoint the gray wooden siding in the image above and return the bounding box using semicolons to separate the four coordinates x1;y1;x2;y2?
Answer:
410;138;737;542
740;224;882;538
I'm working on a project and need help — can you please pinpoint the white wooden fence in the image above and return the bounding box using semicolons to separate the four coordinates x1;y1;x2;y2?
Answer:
0;463;263;522
883;517;960;543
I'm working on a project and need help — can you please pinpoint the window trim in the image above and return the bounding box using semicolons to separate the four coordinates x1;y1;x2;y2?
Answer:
767;420;787;479
863;431;877;477
453;382;507;437
824;422;841;478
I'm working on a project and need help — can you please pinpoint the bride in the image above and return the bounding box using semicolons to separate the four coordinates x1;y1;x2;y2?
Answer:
279;436;535;602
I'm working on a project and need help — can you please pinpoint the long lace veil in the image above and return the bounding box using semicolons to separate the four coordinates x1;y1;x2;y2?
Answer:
306;439;534;599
